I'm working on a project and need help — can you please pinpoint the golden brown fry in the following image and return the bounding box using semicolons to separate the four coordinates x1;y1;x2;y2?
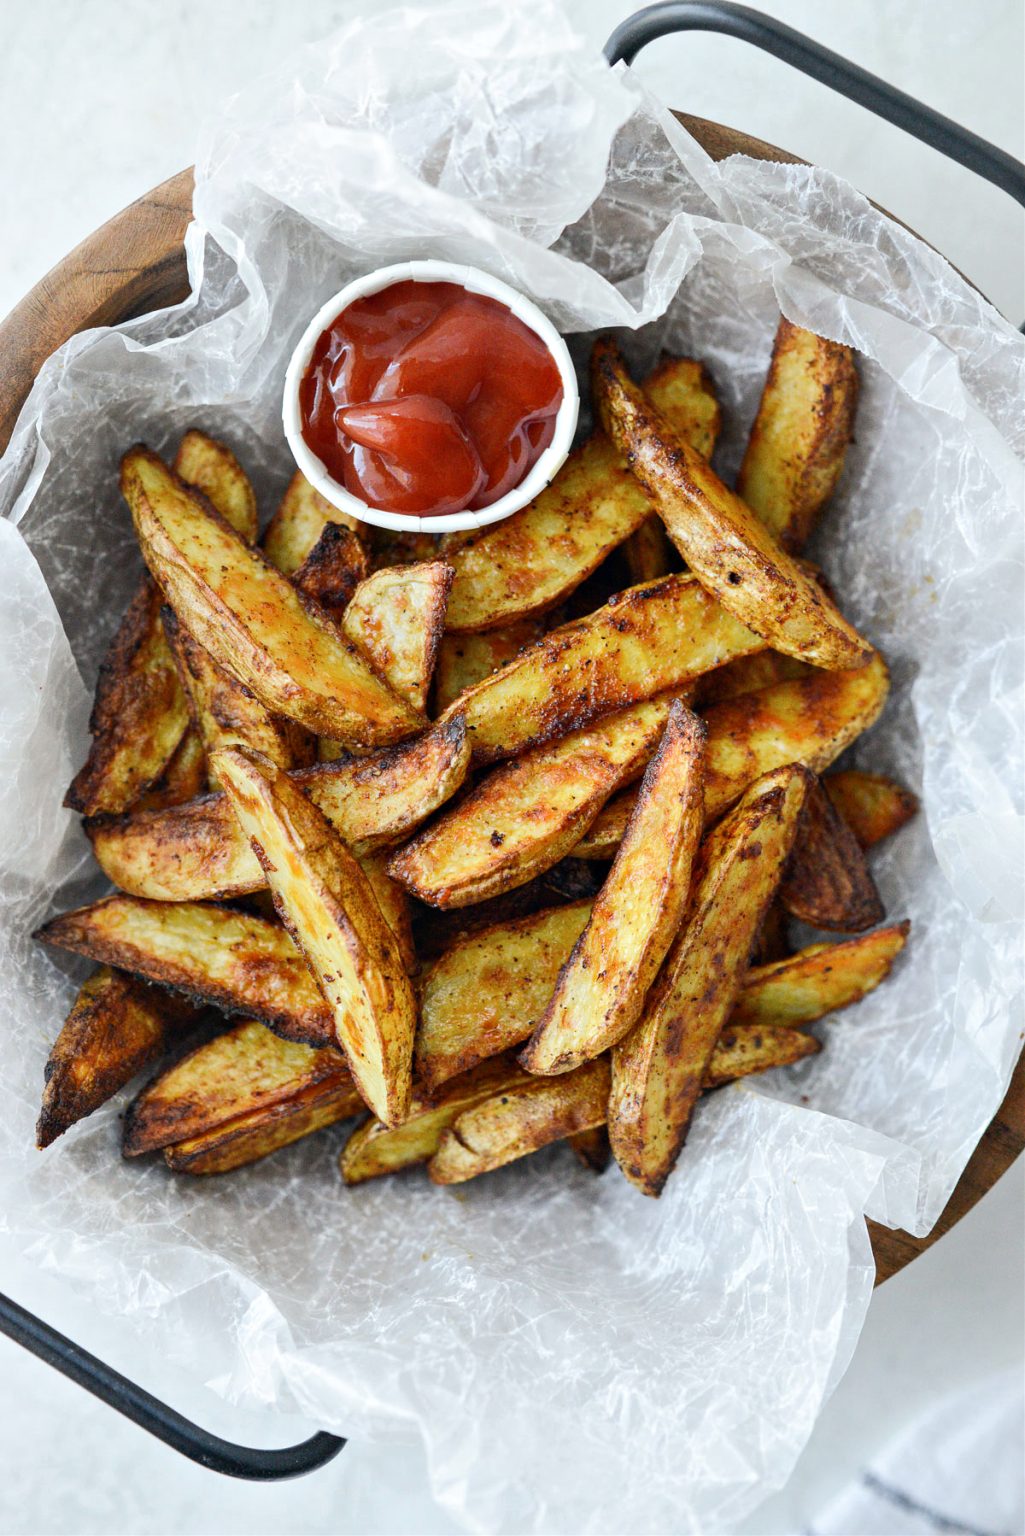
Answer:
701;1023;820;1087
342;561;453;715
824;770;919;849
164;1077;360;1174
696;650;810;708
566;1126;611;1173
214;748;416;1125
262;469;362;576
340;1055;530;1184
359;851;416;974
737;318;859;551
389;696;681;909
122;447;420;743
520;703;705;1074
439;574;762;766
608;764;810;1195
87;714;470;902
592;339;872;671
173;430;258;542
35;896;332;1045
131;726;208;812
37;967;198;1148
291;523;370;625
433;618;546;714
731;923;910;1029
780;776;884;932
623;516;676;584
123;1018;353;1155
445;357;719;632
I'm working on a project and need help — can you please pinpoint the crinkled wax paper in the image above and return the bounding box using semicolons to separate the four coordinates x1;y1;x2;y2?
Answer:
1;3;1022;1531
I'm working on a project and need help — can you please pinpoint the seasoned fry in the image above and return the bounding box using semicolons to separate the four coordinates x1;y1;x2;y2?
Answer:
592;340;872;671
122;447;421;742
262;469;362;576
173;430;259;542
37;967;198;1148
132;726;207;811
520;703;705;1073
731;923;910;1029
624;515;675;584
737;318;859;551
696;650;809;708
439;574;763;766
214;748;417;1125
567;1126;611;1173
824;769;919;849
340;1055;530;1184
389;696;682;908
445;357;721;632
360;851;416;974
342;561;453;714
35;896;332;1045
123;1018;353;1155
165;1077;361;1174
291;523;370;624
780;776;884;932
701;1023;820;1086
608;764;810;1195
87;714;470;902
433;618;546;713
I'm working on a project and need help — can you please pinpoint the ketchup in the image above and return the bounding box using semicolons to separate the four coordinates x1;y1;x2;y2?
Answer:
298;281;563;517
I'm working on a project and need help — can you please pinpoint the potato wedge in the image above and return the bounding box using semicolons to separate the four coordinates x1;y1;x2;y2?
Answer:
438;574;762;766
342;561;452;715
87;714;470;902
737;319;859;552
780;776;884;932
592;340;872;671
608;764;810;1195
35;896;332;1045
520;703;705;1073
701;1023;820;1087
37;967;198;1148
430;1057;611;1185
623;515;676;584
173;430;259;543
123;1018;352;1155
213;748;417;1125
339;1055;531;1184
433;618;546;714
262;469;362;576
732;922;909;1028
360;851;416;974
369;527;443;570
164;1076;360;1174
567;1126;611;1173
573;654;890;860
389;695;682;908
696;650;810;708
290;522;370;625
824;770;919;849
122;447;420;743
444;356;719;632
132;726;208;812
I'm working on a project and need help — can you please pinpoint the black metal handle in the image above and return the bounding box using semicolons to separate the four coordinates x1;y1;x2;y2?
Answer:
0;1291;345;1481
604;1;1025;207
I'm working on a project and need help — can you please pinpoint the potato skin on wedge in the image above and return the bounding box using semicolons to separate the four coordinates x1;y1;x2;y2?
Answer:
290;523;370;626
433;618;547;713
609;764;810;1196
164;1076;360;1175
86;715;470;902
521;703;706;1074
731;923;909;1028
262;469;362;577
701;1023;820;1087
780;776;884;932
173;430;259;543
824;770;918;849
214;748;417;1126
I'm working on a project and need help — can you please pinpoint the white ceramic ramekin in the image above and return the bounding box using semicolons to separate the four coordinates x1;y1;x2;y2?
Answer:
282;260;579;535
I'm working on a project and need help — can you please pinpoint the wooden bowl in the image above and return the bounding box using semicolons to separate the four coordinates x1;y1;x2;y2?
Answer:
0;115;1020;1282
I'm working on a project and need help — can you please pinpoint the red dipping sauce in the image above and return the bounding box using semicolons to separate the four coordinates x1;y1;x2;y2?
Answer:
298;281;564;518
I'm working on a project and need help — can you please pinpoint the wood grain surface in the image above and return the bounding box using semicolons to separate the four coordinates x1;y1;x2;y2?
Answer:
0;117;1020;1281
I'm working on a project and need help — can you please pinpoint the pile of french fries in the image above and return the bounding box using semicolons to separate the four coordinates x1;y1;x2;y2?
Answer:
35;318;916;1197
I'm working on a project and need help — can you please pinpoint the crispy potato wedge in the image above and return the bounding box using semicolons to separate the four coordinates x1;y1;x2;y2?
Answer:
290;522;370;625
737;318;859;552
701;1023;820;1086
433;618;546;714
124;1018;353;1155
567;1126;611;1173
608;764;810;1195
339;1054;530;1184
87;714;470;902
37;967;198;1148
430;1057;611;1184
173;430;258;542
122;447;420;743
780;776;884;931
732;922;910;1029
262;469;362;576
824;769;919;849
360;851;416;974
696;650;810;708
163;607;314;787
574;654;890;860
369;527;443;570
64;577;190;816
444;357;719;632
164;1077;360;1174
439;573;762;766
752;900;791;964
214;748;416;1125
342;561;453;715
592;340;872;671
520;703;706;1073
35;896;332;1045
623;516;676;584
130;724;208;812
389;695;681;908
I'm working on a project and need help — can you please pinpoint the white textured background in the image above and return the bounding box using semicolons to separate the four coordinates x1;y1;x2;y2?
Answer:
0;2;1021;1532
